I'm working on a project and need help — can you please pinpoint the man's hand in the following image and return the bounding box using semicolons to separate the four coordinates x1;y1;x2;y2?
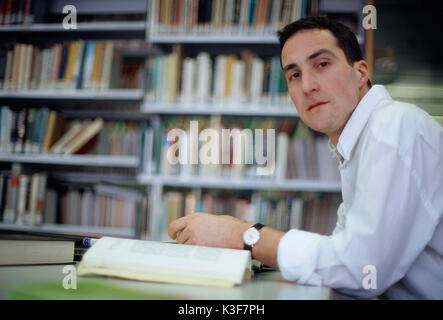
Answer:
168;212;254;249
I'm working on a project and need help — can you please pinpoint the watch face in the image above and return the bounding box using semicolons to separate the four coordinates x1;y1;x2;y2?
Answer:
243;227;260;246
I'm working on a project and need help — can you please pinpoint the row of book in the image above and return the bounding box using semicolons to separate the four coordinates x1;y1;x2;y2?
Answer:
0;40;145;91
0;0;36;25
145;48;290;105
142;115;340;181
0;168;148;231
149;0;307;35
0;106;102;154
0;106;144;156
152;188;340;240
0;164;47;226
1;108;339;181
56;184;147;230
1;165;340;239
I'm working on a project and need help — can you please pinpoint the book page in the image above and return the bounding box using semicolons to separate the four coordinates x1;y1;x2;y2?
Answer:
78;237;251;286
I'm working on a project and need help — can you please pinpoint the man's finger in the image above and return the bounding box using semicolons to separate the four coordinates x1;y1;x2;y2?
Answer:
176;228;191;244
167;216;188;240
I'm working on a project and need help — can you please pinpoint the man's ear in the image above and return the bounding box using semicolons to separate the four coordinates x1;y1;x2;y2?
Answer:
354;60;370;89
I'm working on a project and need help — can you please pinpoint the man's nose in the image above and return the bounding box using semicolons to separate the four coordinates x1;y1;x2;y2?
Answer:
301;70;320;94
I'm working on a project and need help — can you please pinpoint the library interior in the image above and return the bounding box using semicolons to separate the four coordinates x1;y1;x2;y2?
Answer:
0;0;442;301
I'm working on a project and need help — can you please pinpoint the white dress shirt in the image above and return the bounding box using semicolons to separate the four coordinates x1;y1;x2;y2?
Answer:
277;85;443;299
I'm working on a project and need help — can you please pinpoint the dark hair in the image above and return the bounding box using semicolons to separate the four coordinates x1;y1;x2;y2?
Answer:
278;16;371;87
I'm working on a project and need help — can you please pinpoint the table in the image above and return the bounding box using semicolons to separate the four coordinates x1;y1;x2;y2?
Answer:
0;263;341;300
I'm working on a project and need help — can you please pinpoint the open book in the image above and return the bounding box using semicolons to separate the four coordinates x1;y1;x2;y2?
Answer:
77;237;252;287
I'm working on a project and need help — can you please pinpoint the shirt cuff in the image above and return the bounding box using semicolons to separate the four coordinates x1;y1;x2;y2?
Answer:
277;229;325;285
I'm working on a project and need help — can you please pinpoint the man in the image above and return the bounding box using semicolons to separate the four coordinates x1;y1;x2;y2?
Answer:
168;16;443;299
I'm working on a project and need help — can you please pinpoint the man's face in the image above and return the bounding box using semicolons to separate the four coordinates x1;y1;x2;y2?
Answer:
281;29;366;143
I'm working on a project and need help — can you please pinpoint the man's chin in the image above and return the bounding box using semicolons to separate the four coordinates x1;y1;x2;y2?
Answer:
303;121;329;134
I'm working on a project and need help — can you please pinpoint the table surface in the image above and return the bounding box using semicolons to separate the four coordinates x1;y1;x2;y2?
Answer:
0;263;342;300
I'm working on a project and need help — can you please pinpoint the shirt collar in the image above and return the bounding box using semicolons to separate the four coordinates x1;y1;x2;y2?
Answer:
335;85;392;162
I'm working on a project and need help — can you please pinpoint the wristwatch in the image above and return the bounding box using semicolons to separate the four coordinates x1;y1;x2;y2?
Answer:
242;223;265;251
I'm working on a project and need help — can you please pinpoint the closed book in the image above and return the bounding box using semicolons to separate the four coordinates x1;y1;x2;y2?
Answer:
23;108;36;153
35;172;46;225
0;47;7;90
22;44;33;90
42;110;65;153
14;108;27;153
8;109;19;153
62;118;104;154
10;43;21;90
57;43;69;89
71;40;85;90
15;174;29;225
49;120;85;154
81;41;96;89
3;48;13;90
49;44;62;89
3;164;22;223
35;107;49;153
99;41;114;90
91;41;104;90
63;42;78;89
0;239;74;265
0;106;12;153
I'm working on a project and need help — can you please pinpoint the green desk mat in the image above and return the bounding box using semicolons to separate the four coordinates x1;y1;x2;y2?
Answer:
10;277;183;300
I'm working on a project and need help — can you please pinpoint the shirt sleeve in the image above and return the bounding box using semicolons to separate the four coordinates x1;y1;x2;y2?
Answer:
277;130;441;299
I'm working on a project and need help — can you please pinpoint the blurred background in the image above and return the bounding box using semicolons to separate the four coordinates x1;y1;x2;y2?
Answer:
0;0;441;242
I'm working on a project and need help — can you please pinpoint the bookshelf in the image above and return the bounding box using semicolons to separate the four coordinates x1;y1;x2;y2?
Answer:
0;0;370;241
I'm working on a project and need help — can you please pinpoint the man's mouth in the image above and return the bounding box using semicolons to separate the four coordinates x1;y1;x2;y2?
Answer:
307;101;328;111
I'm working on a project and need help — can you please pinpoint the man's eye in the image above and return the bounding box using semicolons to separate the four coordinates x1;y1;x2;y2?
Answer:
290;72;300;79
318;61;329;68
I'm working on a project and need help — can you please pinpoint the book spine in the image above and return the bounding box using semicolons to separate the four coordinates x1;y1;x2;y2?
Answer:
82;41;96;90
14;108;26;153
36;107;49;153
16;173;29;225
0;106;12;153
3;163;22;224
35;172;46;225
0;47;7;90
